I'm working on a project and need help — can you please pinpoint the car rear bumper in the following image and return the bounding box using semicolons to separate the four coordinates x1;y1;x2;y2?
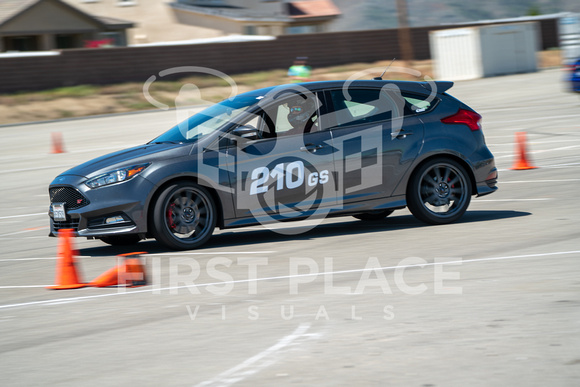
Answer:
472;155;498;197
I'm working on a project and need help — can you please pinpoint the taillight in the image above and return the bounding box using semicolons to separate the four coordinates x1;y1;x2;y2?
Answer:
441;109;482;131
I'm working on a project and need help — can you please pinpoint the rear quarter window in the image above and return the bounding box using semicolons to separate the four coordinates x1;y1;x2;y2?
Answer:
403;94;438;115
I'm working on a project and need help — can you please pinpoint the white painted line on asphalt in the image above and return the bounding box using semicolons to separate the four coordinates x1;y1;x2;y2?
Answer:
0;165;74;174
0;213;46;220
488;138;580;146
0;257;77;262
1;250;579;310
479;104;580;114
0;230;48;238
0;237;46;240
485;130;578;139
485;114;580;124
472;198;551;202
495;145;580;159
499;179;580;184
532;145;580;153
0;251;275;262
152;251;277;256
0;146;133;165
70;145;136;154
0;285;51;288
194;323;312;387
498;162;580;171
0;231;47;238
540;162;580;168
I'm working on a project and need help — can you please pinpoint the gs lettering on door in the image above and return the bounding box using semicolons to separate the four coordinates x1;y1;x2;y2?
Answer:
249;161;329;196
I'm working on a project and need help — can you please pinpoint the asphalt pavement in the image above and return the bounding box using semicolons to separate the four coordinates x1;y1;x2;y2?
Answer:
0;68;579;386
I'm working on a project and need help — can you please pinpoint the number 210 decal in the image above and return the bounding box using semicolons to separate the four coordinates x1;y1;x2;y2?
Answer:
250;160;329;195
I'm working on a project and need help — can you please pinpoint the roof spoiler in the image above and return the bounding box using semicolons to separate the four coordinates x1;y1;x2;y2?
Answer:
421;80;454;94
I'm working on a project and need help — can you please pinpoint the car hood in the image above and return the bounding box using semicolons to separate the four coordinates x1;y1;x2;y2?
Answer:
58;142;193;179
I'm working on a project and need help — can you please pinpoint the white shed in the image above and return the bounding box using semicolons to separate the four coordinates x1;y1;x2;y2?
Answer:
429;22;540;81
559;13;580;64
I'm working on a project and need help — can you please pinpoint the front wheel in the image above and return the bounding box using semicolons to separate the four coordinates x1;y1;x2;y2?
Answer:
151;182;217;250
407;158;472;225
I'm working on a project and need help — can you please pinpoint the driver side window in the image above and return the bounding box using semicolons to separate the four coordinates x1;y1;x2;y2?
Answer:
234;91;324;141
240;110;276;140
274;104;294;134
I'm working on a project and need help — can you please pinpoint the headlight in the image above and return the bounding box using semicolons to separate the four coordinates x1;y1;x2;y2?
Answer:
85;164;150;189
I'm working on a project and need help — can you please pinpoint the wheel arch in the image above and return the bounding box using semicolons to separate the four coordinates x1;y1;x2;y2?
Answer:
405;153;477;196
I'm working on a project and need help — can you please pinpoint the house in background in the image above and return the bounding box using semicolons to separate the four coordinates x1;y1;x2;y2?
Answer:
63;0;225;45
169;0;341;36
0;0;133;52
63;0;340;45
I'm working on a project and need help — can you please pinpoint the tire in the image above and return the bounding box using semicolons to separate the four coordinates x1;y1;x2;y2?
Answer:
407;158;472;225
99;234;142;246
353;209;394;221
151;182;217;250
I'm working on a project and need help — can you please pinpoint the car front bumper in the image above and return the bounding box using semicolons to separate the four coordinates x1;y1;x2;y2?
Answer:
48;174;155;238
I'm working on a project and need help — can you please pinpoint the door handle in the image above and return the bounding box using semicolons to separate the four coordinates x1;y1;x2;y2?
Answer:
300;144;324;153
392;129;413;139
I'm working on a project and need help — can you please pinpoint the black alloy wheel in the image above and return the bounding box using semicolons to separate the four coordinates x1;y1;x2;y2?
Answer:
152;182;217;250
407;158;472;224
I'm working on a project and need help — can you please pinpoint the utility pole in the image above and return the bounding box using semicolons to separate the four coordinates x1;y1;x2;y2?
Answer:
396;0;414;65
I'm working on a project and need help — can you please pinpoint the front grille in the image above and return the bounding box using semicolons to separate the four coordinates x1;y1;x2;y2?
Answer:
49;187;89;210
52;218;80;232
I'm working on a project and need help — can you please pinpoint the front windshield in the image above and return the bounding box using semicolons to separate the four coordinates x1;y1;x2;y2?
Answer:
150;95;260;144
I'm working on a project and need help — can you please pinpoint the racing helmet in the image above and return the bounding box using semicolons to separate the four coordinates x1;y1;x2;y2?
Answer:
287;96;316;128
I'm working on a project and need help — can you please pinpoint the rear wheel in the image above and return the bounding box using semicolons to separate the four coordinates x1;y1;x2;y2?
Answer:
353;210;394;221
407;158;472;224
151;182;217;250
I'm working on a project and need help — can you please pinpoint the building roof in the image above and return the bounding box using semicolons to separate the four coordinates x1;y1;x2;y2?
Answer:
0;0;134;29
288;0;341;19
0;0;38;25
170;0;340;23
170;2;288;22
94;15;135;30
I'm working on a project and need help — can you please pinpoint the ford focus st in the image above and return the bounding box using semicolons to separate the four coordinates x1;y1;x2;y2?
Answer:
48;79;498;250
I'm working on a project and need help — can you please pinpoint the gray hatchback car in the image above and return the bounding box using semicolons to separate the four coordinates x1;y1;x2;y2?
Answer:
48;79;497;250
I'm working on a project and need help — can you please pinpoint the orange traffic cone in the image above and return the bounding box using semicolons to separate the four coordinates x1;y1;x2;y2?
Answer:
121;252;147;287
47;229;86;290
511;131;537;170
89;252;147;288
89;265;121;288
51;132;65;154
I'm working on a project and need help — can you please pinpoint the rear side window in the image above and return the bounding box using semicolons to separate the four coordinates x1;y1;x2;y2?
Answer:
327;88;438;128
328;88;402;128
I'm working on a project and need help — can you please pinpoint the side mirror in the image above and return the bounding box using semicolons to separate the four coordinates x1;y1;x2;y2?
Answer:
231;125;260;141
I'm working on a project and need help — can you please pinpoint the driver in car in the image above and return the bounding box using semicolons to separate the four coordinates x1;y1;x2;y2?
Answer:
284;96;318;136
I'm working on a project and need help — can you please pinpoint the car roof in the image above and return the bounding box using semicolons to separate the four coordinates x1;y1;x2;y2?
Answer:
239;79;454;99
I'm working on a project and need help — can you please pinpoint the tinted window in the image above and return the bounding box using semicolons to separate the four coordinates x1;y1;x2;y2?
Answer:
237;91;324;138
328;88;404;128
403;94;436;114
